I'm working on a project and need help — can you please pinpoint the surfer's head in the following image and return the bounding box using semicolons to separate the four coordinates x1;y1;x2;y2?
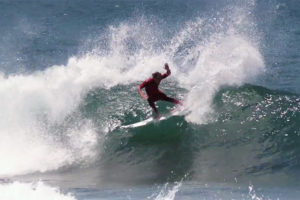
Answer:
152;72;162;80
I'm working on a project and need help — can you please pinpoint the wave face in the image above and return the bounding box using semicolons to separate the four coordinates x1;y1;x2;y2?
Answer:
0;0;299;188
94;84;299;185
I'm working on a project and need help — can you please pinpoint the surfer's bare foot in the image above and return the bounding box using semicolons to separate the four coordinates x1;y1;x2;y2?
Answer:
154;114;160;120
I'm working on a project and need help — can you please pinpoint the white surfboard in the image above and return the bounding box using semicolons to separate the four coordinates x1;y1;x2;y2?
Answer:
120;106;185;129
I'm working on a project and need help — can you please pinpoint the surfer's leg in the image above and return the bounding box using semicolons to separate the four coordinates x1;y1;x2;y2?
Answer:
148;98;159;118
159;93;182;105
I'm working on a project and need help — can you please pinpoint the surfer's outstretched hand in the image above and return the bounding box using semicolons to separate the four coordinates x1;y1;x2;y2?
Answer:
164;63;170;70
142;94;148;100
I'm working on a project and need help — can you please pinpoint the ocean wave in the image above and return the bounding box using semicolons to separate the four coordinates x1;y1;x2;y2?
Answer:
97;84;299;184
0;0;275;180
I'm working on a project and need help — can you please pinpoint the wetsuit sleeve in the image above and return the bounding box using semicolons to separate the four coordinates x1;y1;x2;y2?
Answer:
139;79;149;89
161;70;171;79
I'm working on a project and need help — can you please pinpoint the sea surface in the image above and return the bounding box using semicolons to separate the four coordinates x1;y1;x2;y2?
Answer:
0;0;299;199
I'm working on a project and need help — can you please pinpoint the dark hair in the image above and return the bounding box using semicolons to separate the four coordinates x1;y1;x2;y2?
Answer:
152;72;161;78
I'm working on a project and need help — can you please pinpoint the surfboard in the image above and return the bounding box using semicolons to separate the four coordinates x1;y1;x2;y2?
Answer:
120;106;185;129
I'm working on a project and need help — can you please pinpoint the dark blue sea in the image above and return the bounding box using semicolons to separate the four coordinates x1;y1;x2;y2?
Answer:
0;0;299;199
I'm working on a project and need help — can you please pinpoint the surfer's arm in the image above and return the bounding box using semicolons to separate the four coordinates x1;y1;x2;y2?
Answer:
138;87;148;100
162;63;171;79
138;82;148;100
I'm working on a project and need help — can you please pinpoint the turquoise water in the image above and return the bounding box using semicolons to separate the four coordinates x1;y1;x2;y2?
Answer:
0;0;299;199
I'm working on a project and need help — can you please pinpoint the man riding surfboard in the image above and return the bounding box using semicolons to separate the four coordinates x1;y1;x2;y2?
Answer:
138;63;182;119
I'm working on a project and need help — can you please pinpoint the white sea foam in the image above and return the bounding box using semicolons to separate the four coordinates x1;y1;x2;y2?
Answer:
0;27;165;176
153;182;182;200
0;181;76;200
0;24;165;177
0;58;103;176
181;34;264;124
167;5;265;124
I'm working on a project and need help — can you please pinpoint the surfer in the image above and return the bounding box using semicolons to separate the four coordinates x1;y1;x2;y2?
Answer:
138;63;182;119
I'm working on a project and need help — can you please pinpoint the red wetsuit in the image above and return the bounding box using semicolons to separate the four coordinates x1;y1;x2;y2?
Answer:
139;72;180;113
